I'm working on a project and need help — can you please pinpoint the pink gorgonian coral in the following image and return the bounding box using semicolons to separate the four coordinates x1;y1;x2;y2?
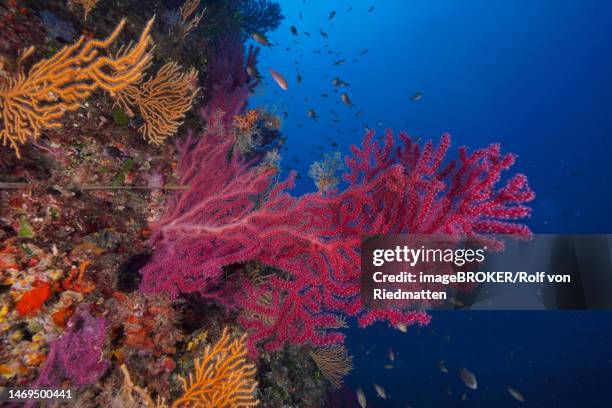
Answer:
139;103;534;351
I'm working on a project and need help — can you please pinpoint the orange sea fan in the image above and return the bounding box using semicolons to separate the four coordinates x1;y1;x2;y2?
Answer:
179;0;206;38
172;328;259;408
114;62;199;145
0;18;154;158
310;345;353;388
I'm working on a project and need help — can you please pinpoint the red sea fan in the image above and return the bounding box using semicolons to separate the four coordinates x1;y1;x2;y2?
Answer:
139;113;534;351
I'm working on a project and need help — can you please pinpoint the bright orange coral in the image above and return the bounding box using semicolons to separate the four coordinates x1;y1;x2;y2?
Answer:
171;328;259;408
114;62;199;145
233;109;259;134
62;260;95;294
16;280;51;316
0;18;154;158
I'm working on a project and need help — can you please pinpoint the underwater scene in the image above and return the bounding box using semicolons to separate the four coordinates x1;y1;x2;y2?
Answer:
1;0;612;407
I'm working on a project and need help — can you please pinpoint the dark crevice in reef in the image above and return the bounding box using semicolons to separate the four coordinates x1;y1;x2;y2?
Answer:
117;251;151;292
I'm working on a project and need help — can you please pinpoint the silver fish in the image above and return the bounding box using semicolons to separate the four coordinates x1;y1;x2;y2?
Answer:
507;387;525;402
356;387;367;408
409;91;422;101
437;360;448;373
373;383;387;399
460;368;478;390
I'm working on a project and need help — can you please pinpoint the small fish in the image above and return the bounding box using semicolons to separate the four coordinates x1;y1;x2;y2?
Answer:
396;323;407;332
388;348;395;361
409;91;422;101
321;93;329;98
460;368;478;390
356;387;367;408
320;31;328;38
333;59;346;65
384;364;394;369
332;77;349;87
437;360;448;373
341;92;354;108
251;33;272;47
347;6;353;12
304;31;311;37
328;10;336;20
296;73;303;84
368;6;375;13
568;170;582;176
290;26;298;35
377;120;384;127
299;12;303;19
246;65;260;80
307;109;318;120
461;392;467;401
269;68;288;90
360;48;369;56
507;387;525;402
373;383;387;399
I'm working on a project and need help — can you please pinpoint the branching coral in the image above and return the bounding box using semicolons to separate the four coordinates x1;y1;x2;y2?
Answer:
0;18;154;158
310;345;353;388
140;109;534;352
172;328;259;407
68;0;100;19
114;62;199;145
179;0;206;39
309;152;344;194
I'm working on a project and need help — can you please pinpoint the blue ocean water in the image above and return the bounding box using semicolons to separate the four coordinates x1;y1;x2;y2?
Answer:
250;1;612;406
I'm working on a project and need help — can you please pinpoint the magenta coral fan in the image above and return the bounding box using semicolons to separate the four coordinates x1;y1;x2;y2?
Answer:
140;106;534;351
31;305;109;388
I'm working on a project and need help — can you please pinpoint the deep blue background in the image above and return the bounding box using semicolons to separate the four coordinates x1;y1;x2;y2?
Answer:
249;1;612;406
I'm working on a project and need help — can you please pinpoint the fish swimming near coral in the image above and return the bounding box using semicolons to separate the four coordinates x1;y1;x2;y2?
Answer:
269;68;288;90
251;32;272;47
357;387;367;408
